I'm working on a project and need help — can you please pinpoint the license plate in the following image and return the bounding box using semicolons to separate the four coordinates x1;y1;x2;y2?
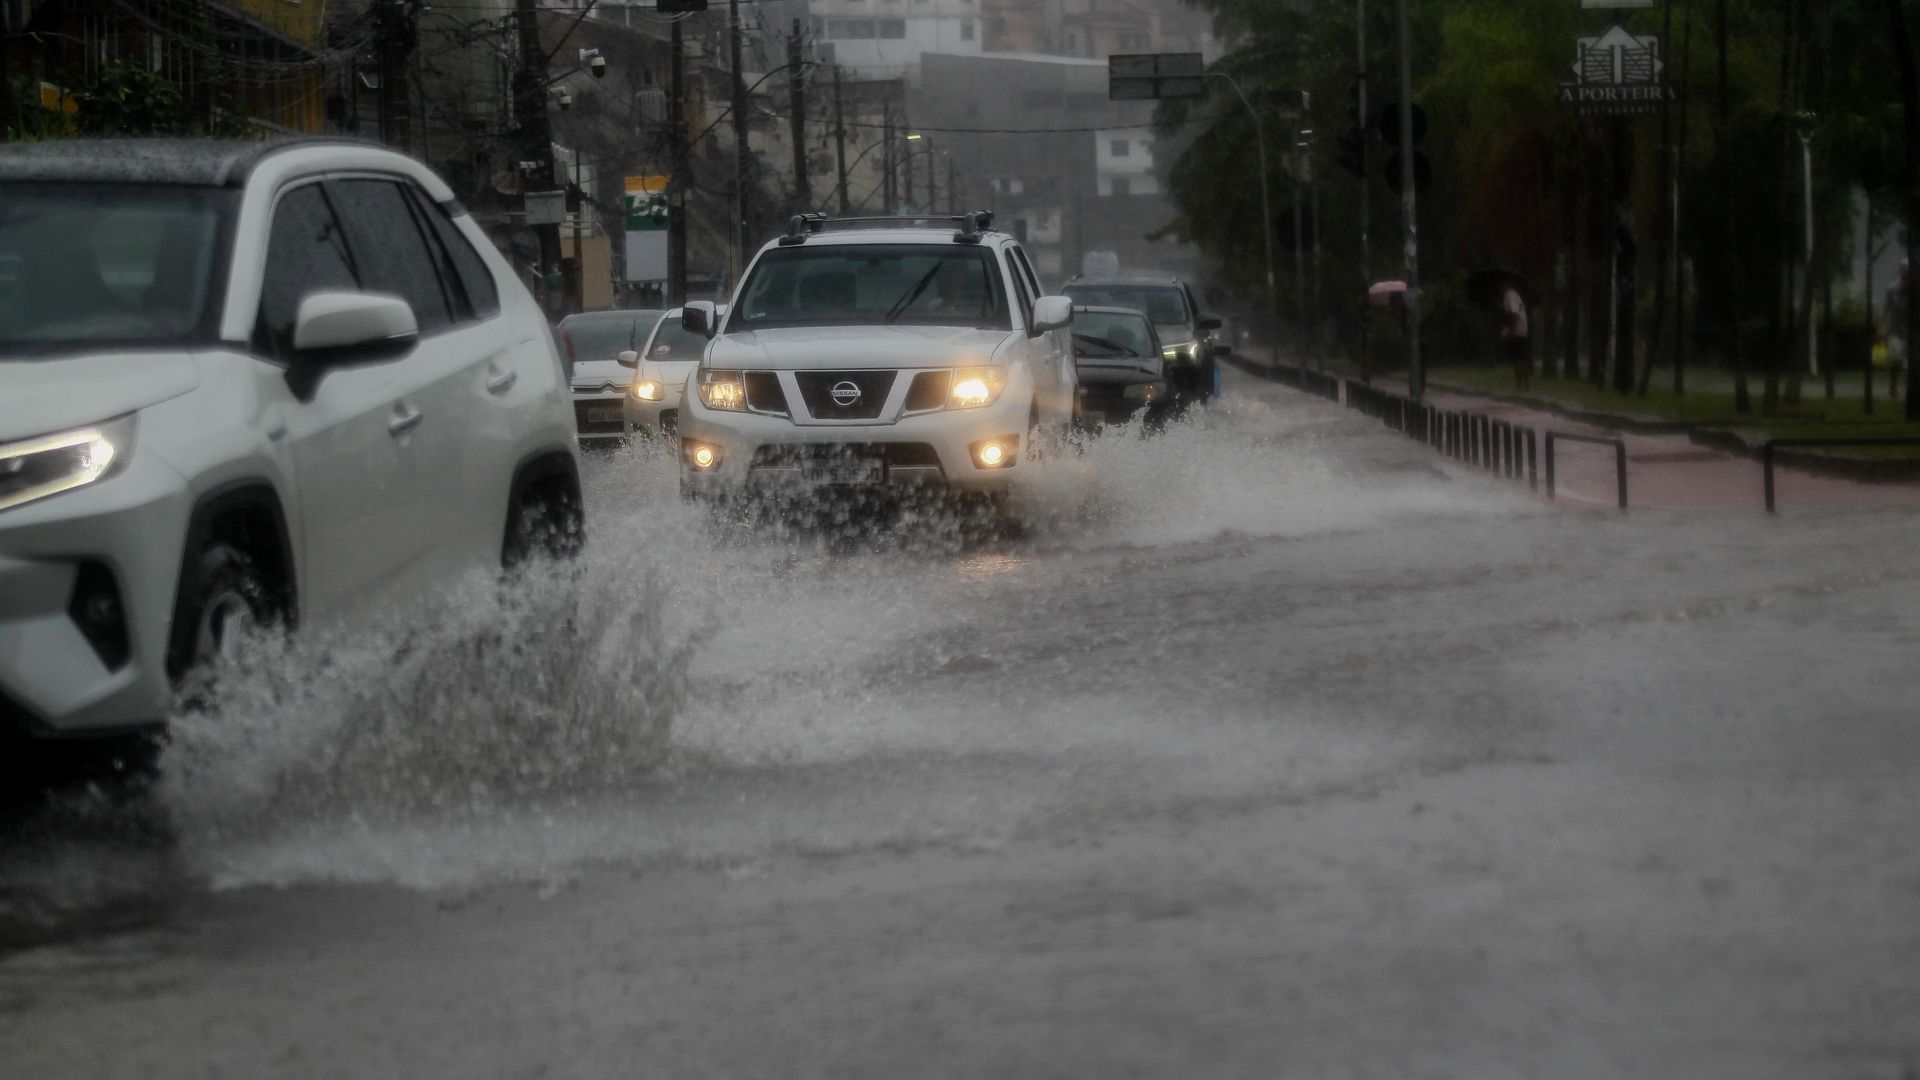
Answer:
587;405;623;423
803;460;885;485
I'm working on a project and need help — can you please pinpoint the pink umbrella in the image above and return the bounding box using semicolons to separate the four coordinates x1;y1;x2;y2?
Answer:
1368;280;1409;307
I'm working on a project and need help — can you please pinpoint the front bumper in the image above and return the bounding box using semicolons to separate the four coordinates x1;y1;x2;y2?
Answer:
0;454;192;738
679;386;1029;496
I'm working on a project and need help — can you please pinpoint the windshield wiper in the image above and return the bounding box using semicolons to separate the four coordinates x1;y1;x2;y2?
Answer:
882;263;947;324
1073;334;1129;356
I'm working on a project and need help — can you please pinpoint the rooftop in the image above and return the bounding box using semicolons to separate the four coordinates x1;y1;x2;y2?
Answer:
0;137;376;186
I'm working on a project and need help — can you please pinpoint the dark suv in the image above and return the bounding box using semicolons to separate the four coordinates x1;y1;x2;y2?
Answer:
1061;273;1224;401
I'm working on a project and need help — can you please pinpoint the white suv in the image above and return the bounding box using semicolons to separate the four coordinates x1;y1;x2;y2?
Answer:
0;139;581;746
678;213;1077;497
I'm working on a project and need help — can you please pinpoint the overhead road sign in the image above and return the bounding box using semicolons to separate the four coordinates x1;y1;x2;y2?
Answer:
1108;53;1206;101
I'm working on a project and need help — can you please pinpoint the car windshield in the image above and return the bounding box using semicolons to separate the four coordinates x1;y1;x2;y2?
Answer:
1063;285;1190;329
563;311;662;361
646;316;711;362
731;244;1011;331
1072;310;1156;358
0;183;232;359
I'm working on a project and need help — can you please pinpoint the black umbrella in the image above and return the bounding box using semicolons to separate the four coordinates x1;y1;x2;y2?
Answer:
1466;267;1540;313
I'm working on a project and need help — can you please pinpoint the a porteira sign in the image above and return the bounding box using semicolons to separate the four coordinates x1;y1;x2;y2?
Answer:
1558;25;1680;117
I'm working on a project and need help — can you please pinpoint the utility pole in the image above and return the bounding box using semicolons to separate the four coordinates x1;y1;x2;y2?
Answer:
1356;0;1371;381
833;66;850;213
514;0;561;316
948;155;958;214
1292;90;1308;342
789;19;810;214
729;0;748;287
669;15;688;304
1395;0;1422;400
882;106;895;212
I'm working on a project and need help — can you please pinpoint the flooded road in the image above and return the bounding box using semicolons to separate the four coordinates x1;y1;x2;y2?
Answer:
5;369;1919;1078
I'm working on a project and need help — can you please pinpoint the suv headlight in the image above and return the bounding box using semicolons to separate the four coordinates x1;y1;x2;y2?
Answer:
0;415;138;514
697;369;747;411
950;366;1007;409
1162;342;1196;363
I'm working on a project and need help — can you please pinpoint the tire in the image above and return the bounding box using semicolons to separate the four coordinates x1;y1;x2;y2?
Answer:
168;542;273;700
502;476;585;570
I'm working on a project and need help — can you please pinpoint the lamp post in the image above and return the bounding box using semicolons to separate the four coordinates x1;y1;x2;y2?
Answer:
1796;110;1819;377
1207;71;1279;366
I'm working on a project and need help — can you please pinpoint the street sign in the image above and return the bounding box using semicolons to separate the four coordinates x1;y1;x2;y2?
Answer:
525;190;566;226
624;175;670;231
1108;52;1206;101
1556;25;1679;117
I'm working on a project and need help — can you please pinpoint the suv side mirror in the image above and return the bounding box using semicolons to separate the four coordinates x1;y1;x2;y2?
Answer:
286;291;418;400
1030;295;1074;335
1195;315;1223;332
617;349;640;368
683;301;717;339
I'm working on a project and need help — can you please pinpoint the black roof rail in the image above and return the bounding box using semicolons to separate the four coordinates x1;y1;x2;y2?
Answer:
771;211;999;244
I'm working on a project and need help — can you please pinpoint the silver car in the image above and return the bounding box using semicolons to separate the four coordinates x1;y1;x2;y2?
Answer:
558;308;664;444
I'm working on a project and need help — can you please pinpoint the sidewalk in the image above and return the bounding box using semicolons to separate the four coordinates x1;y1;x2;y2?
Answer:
1235;357;1920;512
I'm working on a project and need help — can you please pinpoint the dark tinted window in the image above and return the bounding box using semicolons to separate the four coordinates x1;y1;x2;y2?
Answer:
1063;284;1190;327
1012;246;1044;298
1002;249;1033;327
329;179;454;335
560;311;663;360
646;315;711;362
414;193;500;320
257;184;359;357
734;245;1011;331
0;183;233;359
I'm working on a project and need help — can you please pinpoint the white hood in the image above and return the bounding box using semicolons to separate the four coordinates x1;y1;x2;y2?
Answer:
706;325;1013;371
0;351;200;442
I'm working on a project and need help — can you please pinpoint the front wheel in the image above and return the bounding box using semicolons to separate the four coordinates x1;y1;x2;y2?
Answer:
502;475;585;570
168;543;276;705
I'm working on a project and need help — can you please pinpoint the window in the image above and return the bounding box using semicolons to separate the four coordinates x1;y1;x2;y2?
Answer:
328;179;456;335
832;19;877;39
1011;245;1044;298
257;183;360;358
0;182;233;359
733;244;1010;331
1001;248;1033;328
877;18;906;38
1119;32;1148;50
409;188;501;322
1110;139;1130;158
1109;177;1132;197
1061;284;1190;327
960;19;974;41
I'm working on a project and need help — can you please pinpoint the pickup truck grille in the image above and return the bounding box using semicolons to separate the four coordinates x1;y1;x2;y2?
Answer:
794;370;896;420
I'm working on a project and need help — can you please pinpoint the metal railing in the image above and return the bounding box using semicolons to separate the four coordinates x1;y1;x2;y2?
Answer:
1543;431;1628;511
1760;436;1920;513
1343;381;1537;489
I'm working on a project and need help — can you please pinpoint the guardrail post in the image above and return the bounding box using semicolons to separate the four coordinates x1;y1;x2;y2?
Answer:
1525;427;1538;490
1763;441;1776;514
1614;440;1629;511
1544;432;1557;498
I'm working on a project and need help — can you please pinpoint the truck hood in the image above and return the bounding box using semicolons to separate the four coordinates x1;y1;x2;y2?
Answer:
707;326;1014;371
0;350;201;442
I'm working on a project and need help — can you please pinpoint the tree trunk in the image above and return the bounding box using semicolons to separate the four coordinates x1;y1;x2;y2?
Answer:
1675;0;1696;396
1718;0;1752;412
1887;0;1920;420
1865;199;1877;415
1644;0;1678;396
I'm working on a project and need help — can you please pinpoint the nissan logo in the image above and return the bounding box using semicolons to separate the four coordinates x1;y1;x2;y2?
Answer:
829;380;863;408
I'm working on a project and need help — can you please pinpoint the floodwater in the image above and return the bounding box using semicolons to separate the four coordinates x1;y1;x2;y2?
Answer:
3;369;1918;1078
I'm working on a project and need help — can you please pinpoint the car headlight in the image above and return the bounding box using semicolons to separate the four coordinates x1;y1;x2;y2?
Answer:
1162;342;1196;363
0;415;138;514
631;378;664;401
697;369;747;411
949;366;1007;409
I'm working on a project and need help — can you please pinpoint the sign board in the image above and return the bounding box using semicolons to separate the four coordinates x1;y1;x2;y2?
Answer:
525;189;567;226
624;231;668;283
1108;52;1206;101
624;175;670;231
1556;25;1679;117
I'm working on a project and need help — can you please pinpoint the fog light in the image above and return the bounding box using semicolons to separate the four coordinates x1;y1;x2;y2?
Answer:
693;446;716;468
68;560;130;670
684;440;723;470
969;435;1018;469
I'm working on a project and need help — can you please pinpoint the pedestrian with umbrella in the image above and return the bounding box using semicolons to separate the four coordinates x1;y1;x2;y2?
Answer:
1469;268;1540;392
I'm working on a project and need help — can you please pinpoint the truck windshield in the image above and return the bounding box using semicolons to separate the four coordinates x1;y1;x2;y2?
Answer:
0;183;234;359
731;244;1011;332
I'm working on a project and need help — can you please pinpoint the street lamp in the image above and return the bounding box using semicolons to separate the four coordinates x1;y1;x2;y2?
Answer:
1795;110;1819;377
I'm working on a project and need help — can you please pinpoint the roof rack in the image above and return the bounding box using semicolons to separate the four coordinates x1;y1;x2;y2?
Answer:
777;210;997;246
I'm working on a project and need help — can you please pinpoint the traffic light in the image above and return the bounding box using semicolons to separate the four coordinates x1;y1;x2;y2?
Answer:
1335;129;1365;177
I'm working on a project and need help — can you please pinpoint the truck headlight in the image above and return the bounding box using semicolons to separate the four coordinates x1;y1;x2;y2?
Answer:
949;366;1007;409
1162;342;1196;363
697;370;746;411
632;378;664;401
0;415;138;514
